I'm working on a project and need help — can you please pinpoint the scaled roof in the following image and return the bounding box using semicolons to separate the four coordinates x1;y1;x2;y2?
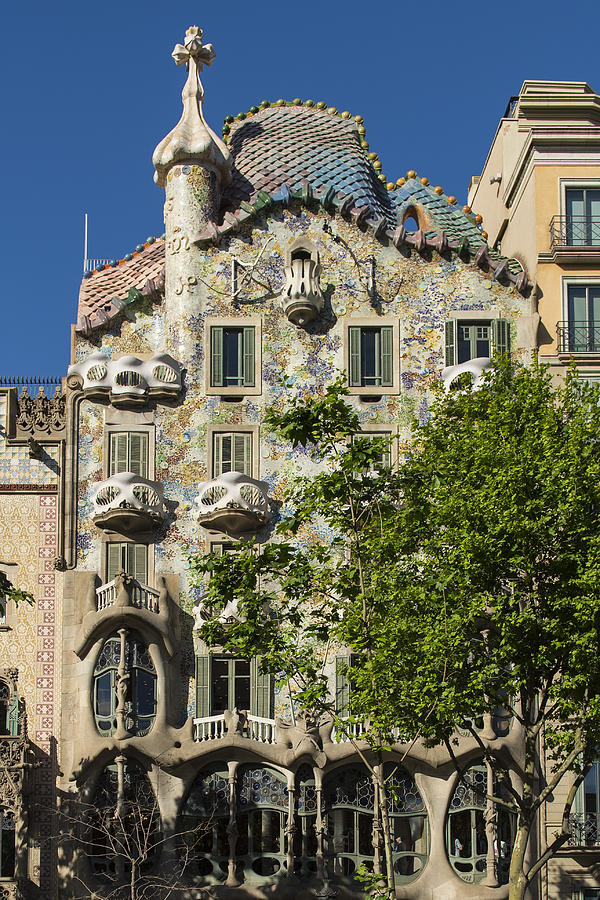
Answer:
77;103;529;334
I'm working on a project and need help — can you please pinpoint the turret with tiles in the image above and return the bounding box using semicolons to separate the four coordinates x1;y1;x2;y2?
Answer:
57;25;542;900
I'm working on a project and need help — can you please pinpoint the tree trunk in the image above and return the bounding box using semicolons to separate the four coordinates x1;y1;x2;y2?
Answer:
130;859;137;900
508;820;530;900
377;770;396;899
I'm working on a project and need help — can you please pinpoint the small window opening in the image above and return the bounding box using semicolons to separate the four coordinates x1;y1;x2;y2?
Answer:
403;216;419;233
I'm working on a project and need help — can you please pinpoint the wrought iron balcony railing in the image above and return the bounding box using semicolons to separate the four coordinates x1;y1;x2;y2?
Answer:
569;812;600;846
557;322;600;353
550;216;600;248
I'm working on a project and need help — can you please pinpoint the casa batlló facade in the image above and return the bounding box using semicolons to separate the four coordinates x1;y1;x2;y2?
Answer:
0;26;591;900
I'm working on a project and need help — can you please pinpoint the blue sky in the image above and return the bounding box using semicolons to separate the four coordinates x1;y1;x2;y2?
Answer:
1;0;599;376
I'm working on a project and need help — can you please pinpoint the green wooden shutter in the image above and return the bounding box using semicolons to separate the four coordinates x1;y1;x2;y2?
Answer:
335;655;352;717
128;433;148;478
211;327;224;387
7;692;19;736
243;327;255;387
349;327;362;387
213;433;224;477
445;321;456;366
110;433;129;476
250;656;272;718
380;327;393;387
233;433;252;475
107;543;123;581
130;544;148;584
492;318;510;357
196;655;211;718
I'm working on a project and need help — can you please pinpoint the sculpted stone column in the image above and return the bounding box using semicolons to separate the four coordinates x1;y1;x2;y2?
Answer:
225;760;240;887
314;768;325;880
285;770;296;877
114;629;129;740
482;759;499;887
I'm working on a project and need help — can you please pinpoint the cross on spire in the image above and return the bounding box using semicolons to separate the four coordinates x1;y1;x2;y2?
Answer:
171;26;216;72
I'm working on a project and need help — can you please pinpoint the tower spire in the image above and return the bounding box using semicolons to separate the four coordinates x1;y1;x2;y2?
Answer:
152;26;231;189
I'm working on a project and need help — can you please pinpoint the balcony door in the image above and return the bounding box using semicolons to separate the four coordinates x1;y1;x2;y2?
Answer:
566;189;600;246
567;285;600;352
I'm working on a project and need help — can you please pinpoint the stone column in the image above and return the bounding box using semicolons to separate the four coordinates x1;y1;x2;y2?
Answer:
482;759;499;887
285;770;296;877
114;628;129;740
314;768;325;880
225;760;240;886
372;767;383;875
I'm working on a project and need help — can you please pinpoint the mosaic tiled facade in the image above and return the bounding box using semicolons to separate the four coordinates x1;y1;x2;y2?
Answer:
0;30;586;900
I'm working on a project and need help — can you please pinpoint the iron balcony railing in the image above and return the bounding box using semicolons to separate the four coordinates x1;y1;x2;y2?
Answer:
557;322;600;353
550;216;600;248
569;813;600;846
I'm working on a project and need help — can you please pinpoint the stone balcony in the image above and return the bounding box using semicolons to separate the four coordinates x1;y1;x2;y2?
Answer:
67;352;182;407
195;471;271;535
194;712;277;744
96;577;160;613
92;472;166;535
441;357;492;392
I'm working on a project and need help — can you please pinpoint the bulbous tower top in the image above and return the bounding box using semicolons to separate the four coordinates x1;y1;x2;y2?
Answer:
152;26;232;189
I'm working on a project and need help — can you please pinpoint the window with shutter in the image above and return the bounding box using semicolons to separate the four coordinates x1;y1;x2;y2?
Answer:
196;655;211;718
210;326;255;388
348;326;394;389
109;432;149;478
250;656;273;718
107;543;148;583
212;432;252;477
446;318;510;365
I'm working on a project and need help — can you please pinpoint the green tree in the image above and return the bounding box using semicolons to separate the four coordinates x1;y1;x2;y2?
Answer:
192;361;600;900
193;378;405;897
387;358;600;900
0;571;34;609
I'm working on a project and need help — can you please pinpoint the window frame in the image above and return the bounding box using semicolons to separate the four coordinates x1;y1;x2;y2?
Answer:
105;542;149;585
205;316;262;397
195;653;273;719
344;318;400;396
0;563;18;631
206;425;260;480
444;310;510;367
561;277;600;358
104;424;154;481
560;178;600;247
92;631;157;737
352;426;397;472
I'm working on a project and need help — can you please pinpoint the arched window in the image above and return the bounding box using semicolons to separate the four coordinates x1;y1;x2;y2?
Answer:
237;766;288;881
293;764;318;877
386;765;428;882
324;766;375;877
180;766;230;882
93;631;156;736
0;809;15;878
0;682;10;735
447;761;515;884
90;758;159;880
323;765;428;882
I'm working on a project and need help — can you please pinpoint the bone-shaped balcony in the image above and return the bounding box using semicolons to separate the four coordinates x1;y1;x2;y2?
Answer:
441;357;492;392
195;471;271;535
67;352;182;407
92;472;166;535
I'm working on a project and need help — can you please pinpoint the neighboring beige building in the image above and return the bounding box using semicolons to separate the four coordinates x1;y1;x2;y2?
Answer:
469;79;600;900
468;80;600;385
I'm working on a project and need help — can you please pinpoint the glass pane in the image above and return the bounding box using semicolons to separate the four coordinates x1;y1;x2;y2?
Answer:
450;810;472;858
358;813;373;855
234;659;251;710
0;812;14;878
134;670;156;718
223;329;242;385
329;808;354;854
360;329;380;385
95;672;114;718
212;658;229;712
252;809;281;853
568;286;589;322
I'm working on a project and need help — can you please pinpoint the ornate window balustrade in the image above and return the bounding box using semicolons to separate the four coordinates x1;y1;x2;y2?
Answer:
96;578;159;613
